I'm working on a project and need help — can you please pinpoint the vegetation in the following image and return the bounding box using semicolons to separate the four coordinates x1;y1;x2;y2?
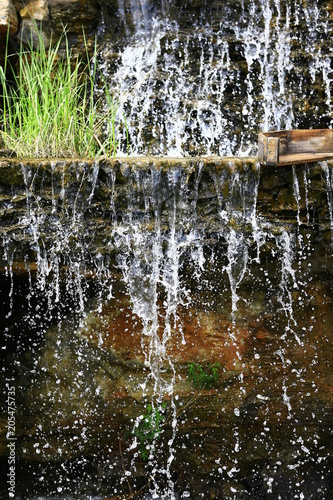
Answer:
187;362;220;389
129;402;167;461
0;28;125;158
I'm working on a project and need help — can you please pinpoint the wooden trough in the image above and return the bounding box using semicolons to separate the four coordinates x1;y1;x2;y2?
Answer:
258;129;333;166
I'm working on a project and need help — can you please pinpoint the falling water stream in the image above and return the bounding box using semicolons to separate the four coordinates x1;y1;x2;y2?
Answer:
1;0;333;499
1;157;333;498
97;0;332;156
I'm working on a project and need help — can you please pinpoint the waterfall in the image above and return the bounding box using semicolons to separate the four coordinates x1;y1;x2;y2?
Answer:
1;0;333;496
322;161;333;243
97;0;332;157
1;157;333;498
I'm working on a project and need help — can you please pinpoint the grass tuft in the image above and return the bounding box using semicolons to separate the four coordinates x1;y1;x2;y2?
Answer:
0;27;124;159
187;362;220;389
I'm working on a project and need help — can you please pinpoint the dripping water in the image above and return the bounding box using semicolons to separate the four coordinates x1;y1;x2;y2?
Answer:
321;161;333;244
1;158;333;497
98;0;332;156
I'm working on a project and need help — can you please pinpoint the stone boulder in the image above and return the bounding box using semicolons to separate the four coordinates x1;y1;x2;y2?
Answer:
0;0;18;65
0;0;18;35
17;0;50;48
0;0;101;65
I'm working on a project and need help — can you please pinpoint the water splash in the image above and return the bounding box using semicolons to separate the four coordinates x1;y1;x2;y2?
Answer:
4;162;112;323
2;235;15;318
112;166;194;496
276;230;300;344
213;162;262;314
303;165;311;226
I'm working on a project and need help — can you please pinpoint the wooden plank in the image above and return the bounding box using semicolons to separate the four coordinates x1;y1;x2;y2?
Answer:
279;135;289;155
258;129;333;166
277;152;333;166
287;129;333;154
258;134;282;165
257;133;267;163
266;137;280;165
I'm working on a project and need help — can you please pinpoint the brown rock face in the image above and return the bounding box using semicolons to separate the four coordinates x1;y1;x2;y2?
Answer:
0;0;18;35
1;0;101;63
20;0;49;20
17;0;49;47
0;157;332;498
0;0;18;65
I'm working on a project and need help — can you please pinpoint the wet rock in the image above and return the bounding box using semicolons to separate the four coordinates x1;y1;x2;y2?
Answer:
48;0;101;54
20;0;49;21
0;0;18;35
0;158;333;497
1;157;333;273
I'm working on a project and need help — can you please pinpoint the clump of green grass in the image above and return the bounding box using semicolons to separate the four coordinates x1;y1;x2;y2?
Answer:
188;362;221;389
127;402;167;461
0;28;124;158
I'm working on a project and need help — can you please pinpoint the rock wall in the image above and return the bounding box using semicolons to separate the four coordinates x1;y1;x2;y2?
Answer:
0;157;332;498
1;156;333;262
0;0;101;66
96;0;333;155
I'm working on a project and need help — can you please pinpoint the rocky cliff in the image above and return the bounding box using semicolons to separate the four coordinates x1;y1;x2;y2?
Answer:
0;157;332;498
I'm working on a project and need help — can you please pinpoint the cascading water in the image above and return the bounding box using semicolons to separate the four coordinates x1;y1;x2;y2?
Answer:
112;168;188;495
1;0;333;498
1;156;332;498
97;0;332;157
322;161;333;242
